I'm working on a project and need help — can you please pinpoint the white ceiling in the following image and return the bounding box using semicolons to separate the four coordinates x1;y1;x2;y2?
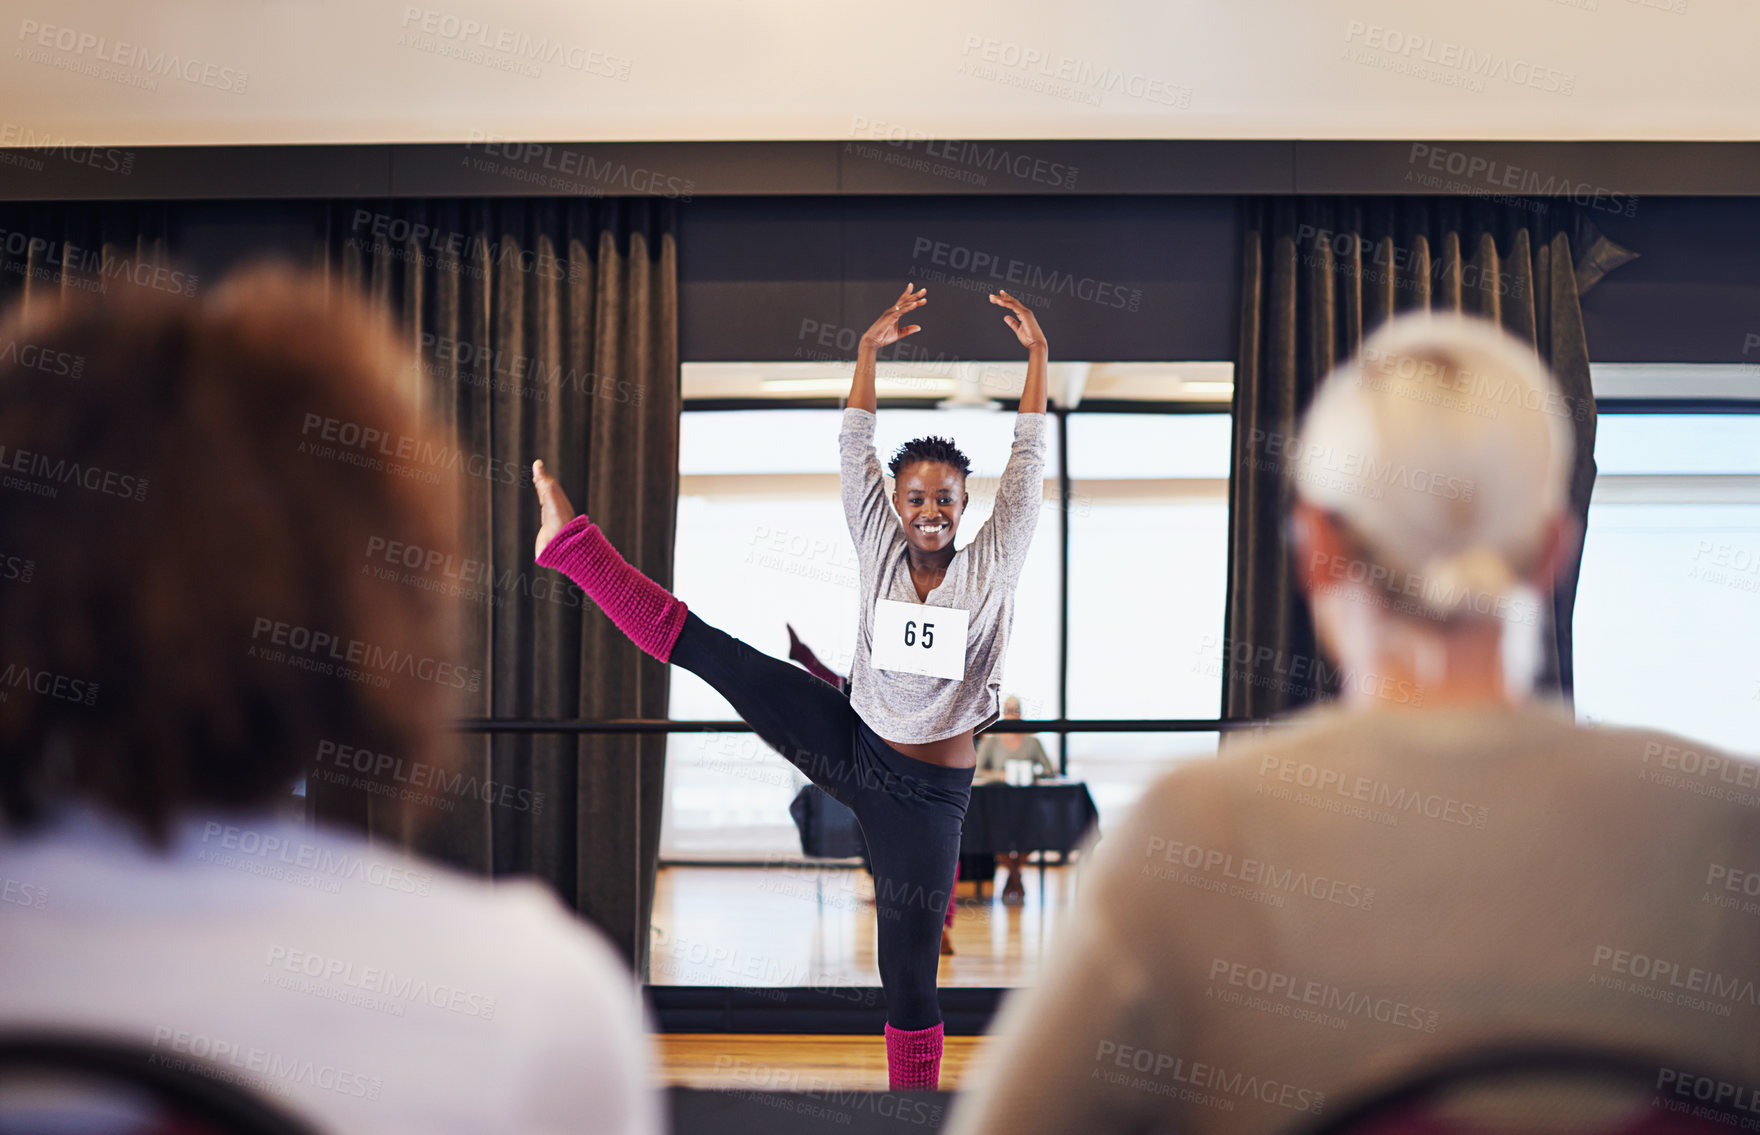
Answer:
3;0;1757;147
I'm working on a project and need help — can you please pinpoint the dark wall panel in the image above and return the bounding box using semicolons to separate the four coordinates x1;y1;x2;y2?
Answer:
171;200;327;283
1583;197;1760;363
674;198;849;364
22;189;1754;370
679;196;1239;364
8;141;1760;202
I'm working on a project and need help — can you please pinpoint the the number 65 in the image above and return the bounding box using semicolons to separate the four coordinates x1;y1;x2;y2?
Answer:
903;621;935;649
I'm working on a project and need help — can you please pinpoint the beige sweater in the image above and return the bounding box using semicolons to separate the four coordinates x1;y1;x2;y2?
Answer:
947;703;1760;1135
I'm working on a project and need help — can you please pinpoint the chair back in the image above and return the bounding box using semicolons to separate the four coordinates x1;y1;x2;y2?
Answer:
1290;1045;1755;1135
0;1032;321;1135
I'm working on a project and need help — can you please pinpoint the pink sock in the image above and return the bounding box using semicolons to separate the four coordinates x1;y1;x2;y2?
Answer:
536;516;688;663
884;1022;943;1090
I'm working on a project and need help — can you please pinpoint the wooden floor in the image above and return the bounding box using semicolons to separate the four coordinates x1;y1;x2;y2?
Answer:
649;862;1079;988
657;1033;990;1090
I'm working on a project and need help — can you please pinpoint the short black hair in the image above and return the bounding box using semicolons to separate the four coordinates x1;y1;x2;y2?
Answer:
888;436;972;481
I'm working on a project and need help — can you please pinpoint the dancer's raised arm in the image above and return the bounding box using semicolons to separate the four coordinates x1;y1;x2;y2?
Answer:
846;284;927;413
842;286;927;558
970;292;1050;583
989;289;1048;415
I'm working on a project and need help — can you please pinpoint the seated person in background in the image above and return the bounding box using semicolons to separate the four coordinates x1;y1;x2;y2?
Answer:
0;268;658;1135
948;314;1760;1135
975;696;1055;904
973;696;1054;783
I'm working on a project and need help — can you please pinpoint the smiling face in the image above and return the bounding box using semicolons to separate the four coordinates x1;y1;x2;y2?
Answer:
893;460;967;553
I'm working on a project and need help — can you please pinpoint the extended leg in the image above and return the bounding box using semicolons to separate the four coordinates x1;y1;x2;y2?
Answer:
537;515;863;803
536;515;689;662
670;613;867;807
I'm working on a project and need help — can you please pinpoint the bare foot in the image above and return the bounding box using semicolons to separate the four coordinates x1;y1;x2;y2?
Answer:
940;929;955;956
531;459;578;561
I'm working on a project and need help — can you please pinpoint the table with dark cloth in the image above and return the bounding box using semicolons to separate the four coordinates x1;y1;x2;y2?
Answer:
789;781;1100;862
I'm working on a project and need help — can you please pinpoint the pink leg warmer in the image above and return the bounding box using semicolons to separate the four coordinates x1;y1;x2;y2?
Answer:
884;1022;944;1091
536;515;689;663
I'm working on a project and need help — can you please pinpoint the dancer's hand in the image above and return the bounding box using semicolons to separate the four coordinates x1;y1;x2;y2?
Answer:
859;284;927;352
532;459;577;560
989;290;1047;355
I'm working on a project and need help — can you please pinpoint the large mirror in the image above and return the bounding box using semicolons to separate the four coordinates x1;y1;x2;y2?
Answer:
648;359;1235;995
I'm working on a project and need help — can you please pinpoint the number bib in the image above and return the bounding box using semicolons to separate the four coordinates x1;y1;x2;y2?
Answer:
869;598;969;681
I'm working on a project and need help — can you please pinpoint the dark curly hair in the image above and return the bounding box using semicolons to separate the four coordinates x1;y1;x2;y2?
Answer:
0;263;465;845
887;435;972;481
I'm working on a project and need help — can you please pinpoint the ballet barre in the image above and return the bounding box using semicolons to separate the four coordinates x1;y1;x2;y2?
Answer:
451;717;1280;734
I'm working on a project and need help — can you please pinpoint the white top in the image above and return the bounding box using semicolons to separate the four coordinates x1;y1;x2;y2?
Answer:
0;806;659;1135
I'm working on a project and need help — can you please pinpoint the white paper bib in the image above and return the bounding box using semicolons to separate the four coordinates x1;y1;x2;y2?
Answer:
869;598;969;681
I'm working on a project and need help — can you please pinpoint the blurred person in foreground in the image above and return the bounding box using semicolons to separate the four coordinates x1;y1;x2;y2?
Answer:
948;314;1760;1135
0;267;658;1135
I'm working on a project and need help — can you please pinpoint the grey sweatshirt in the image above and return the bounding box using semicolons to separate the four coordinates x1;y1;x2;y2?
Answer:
839;407;1047;744
946;703;1760;1135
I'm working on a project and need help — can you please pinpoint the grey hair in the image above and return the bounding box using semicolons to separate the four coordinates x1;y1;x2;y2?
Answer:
1290;313;1574;622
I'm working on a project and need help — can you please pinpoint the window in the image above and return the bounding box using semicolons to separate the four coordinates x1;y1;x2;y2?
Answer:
1063;413;1231;820
662;370;1760;856
1065;732;1222;836
1066;413;1232;720
662;362;1234;860
1572;413;1760;756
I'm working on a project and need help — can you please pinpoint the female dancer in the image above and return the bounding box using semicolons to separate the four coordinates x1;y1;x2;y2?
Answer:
531;285;1048;1089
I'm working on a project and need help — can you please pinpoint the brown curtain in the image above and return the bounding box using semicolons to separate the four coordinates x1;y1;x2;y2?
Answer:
0;203;173;308
1224;197;1638;719
318;198;679;975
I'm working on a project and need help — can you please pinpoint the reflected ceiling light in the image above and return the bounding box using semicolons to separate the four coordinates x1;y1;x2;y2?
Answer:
758;376;961;394
758;378;859;392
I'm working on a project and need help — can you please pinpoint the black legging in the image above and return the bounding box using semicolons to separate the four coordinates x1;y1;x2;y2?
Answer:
671;611;972;1030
